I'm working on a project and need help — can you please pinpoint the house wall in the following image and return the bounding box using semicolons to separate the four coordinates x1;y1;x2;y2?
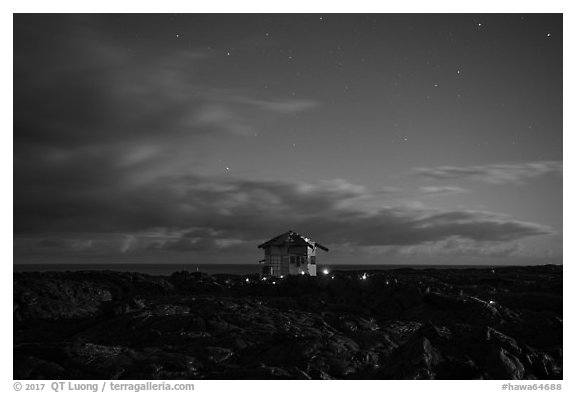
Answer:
308;246;317;257
262;244;321;276
307;245;317;276
308;264;317;276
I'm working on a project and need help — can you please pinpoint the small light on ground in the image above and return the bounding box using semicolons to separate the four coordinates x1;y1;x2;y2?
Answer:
489;300;496;305
361;273;368;280
323;269;329;275
245;278;249;283
280;275;284;279
301;271;305;275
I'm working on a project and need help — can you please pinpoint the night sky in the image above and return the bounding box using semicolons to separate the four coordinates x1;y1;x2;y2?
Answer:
13;13;562;265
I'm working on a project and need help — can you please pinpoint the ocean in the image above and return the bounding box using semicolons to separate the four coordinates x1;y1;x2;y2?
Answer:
12;263;501;276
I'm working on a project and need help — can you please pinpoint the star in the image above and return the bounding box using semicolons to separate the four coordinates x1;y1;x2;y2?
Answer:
478;23;482;27
225;167;230;171
433;83;439;87
226;52;231;56
175;34;180;38
457;70;461;74
547;33;551;37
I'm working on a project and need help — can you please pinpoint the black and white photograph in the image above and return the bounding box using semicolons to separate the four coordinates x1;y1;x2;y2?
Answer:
13;10;563;382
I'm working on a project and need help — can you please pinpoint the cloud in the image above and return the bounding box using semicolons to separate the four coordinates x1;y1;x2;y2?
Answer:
14;234;122;255
419;186;469;195
233;96;320;113
147;237;219;252
15;170;552;259
14;17;324;242
13;16;557;262
14;18;321;174
188;94;320;136
353;237;522;259
147;237;248;252
413;161;562;184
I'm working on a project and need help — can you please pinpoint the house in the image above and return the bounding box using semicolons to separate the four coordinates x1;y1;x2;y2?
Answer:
257;230;329;277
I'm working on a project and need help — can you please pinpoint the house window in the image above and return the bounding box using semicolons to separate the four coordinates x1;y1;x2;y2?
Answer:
310;256;316;265
268;256;282;275
290;255;307;266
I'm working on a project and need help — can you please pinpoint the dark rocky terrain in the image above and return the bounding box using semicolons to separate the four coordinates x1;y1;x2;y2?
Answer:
14;265;562;380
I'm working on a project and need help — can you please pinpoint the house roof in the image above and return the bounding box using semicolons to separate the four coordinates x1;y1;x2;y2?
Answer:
257;230;329;251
